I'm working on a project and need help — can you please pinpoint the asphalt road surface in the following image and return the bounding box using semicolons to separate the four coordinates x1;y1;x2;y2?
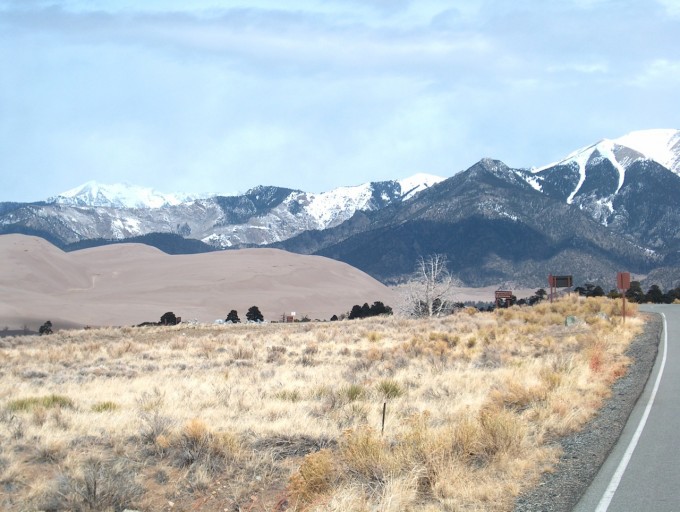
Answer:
574;305;679;512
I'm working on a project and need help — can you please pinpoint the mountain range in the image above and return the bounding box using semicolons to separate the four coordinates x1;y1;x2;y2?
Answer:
1;129;679;289
0;174;443;249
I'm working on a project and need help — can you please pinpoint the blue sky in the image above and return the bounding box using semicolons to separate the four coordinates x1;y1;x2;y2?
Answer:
1;0;679;201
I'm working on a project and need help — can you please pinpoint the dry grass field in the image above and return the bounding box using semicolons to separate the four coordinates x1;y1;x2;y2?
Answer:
0;296;641;511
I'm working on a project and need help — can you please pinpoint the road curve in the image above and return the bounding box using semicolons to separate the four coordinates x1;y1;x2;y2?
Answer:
574;305;680;511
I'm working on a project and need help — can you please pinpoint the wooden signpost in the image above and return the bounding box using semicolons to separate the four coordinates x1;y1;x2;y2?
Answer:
617;271;631;322
548;274;573;303
495;290;513;309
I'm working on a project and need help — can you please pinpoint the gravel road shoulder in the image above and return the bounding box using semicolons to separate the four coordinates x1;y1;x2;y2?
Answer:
514;313;663;512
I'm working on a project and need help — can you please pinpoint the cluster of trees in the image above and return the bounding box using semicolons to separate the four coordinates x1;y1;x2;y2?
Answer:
225;306;264;323
622;282;680;304
517;289;547;306
346;301;393;320
569;281;680;304
575;283;606;298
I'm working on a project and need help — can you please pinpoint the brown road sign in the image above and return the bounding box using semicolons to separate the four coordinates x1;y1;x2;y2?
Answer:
617;271;631;291
549;275;573;288
495;290;513;300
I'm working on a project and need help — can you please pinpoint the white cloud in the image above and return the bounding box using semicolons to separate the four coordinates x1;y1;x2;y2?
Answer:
630;59;680;87
656;0;680;16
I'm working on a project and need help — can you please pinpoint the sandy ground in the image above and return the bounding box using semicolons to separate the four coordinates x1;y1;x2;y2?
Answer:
0;234;397;330
0;234;542;332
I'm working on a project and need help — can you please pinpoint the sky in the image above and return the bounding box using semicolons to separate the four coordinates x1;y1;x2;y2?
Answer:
1;0;679;202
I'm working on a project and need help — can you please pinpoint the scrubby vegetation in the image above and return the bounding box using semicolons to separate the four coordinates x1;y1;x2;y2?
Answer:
623;281;680;304
0;296;642;511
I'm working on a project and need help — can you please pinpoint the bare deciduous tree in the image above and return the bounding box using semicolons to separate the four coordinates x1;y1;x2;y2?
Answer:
404;254;454;317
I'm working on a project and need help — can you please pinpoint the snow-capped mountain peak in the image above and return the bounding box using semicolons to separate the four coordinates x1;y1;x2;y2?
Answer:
529;128;680;204
613;128;680;175
534;128;680;177
398;173;445;199
50;181;198;209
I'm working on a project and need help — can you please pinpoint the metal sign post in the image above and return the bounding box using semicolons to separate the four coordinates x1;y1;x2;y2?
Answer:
617;272;631;323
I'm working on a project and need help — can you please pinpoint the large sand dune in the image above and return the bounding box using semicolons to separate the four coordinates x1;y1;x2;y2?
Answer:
0;234;396;330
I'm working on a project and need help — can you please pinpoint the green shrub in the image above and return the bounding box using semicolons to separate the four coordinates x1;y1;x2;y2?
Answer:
274;390;302;402
342;384;365;402
377;379;404;399
91;401;120;413
8;394;74;412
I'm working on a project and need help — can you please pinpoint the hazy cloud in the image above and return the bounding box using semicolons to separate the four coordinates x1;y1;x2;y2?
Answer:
1;0;678;201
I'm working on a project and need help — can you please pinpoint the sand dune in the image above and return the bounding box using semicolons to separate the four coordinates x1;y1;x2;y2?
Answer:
0;234;396;330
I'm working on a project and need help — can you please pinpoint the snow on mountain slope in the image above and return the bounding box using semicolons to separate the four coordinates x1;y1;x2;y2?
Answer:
305;184;376;227
398;173;445;199
201;174;441;248
50;181;199;209
303;173;443;227
26;173;447;249
614;129;680;175
534;129;679;175
530;128;679;203
48;173;442;214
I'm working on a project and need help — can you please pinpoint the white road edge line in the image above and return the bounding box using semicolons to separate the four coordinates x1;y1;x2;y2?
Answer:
595;312;668;512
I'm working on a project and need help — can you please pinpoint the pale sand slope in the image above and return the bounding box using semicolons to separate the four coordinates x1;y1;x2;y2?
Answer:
0;234;396;329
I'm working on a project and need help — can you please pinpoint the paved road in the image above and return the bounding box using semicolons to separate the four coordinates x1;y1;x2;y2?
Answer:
575;305;680;512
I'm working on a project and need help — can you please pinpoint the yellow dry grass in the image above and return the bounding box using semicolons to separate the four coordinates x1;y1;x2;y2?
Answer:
0;296;641;511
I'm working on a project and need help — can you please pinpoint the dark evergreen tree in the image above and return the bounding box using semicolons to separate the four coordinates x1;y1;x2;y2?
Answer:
369;301;393;316
348;305;363;320
330;314;339;321
666;286;680;303
591;285;605;297
576;283;609;298
527;295;538;306
39;320;53;335
607;289;622;299
360;303;371;318
226;310;240;323
625;281;645;303
246;306;264;322
160;312;178;325
646;285;664;304
582;283;597;296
